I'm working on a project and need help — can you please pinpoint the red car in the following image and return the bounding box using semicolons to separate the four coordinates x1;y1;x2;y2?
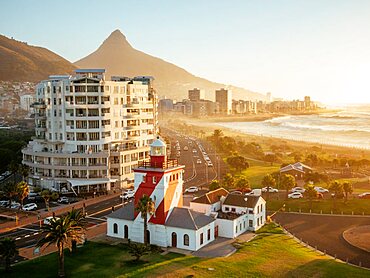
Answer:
358;192;370;199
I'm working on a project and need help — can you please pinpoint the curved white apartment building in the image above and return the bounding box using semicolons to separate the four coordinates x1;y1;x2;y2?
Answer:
22;69;158;194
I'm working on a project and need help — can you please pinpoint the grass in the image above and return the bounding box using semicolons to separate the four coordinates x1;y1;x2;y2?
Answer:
267;198;370;215
240;164;280;187
3;224;369;277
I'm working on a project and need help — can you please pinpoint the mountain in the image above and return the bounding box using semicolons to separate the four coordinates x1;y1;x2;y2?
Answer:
75;30;266;101
0;34;76;82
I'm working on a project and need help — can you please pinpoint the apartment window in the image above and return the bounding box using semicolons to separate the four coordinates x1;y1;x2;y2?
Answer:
207;229;211;241
200;233;204;245
249;220;253;227
184;234;189;246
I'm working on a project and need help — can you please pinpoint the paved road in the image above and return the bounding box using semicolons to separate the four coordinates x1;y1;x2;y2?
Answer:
161;127;227;190
273;212;370;268
0;195;124;248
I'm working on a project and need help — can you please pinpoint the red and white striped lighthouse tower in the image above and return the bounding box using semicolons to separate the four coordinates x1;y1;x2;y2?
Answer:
133;137;185;224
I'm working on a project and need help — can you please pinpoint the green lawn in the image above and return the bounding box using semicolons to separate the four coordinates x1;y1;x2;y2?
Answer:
240;164;280;187
3;224;369;277
267;198;370;215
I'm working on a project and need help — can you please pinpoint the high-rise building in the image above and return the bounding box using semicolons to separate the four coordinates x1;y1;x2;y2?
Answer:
215;88;232;115
20;94;34;111
188;88;205;102
22;69;157;194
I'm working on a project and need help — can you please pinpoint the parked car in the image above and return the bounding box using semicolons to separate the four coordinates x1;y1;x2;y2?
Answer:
245;189;262;196
0;200;9;207
291;187;305;193
184;186;199;193
58;197;69;204
192;149;197;153
261;187;279;193
10;202;21;209
22;203;38;211
207;161;213;167
358;192;370;199
288;192;303;199
314;186;329;193
28;192;40;200
183;146;189;151
196;159;202;164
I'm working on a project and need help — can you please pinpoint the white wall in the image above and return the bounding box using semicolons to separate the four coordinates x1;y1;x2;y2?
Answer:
107;217;133;239
190;202;211;214
222;204;247;214
195;222;215;251
166;227;197;251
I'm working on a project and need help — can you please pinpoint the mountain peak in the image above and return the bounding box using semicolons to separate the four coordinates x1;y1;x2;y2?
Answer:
102;29;132;48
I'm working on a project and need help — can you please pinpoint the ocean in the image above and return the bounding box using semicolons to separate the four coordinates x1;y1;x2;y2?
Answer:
217;108;370;150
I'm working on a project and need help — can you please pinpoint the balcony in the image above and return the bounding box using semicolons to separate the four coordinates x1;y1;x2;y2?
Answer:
137;159;179;169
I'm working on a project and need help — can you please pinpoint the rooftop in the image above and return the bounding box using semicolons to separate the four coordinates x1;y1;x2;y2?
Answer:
166;207;215;230
191;188;229;205
75;69;106;73
223;194;261;208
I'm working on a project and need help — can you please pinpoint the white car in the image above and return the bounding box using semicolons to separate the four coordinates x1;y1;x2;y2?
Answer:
58;197;69;204
183;146;189;151
314;186;329;193
288;192;303;199
0;200;9;207
22;203;38;211
120;190;135;200
197;159;202;164
291;187;305;193
185;186;199;193
10;202;21;209
261;187;279;193
44;216;60;225
207;161;213;167
192;149;197;153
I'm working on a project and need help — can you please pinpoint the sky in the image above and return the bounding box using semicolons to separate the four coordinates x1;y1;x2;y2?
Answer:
1;0;370;104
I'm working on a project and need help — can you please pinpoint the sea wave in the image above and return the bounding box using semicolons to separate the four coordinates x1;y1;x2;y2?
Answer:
268;121;370;133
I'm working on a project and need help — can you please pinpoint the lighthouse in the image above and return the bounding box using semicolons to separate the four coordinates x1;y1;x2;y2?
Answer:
133;137;185;224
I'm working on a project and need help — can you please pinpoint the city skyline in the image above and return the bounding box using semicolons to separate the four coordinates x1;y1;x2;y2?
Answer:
1;0;370;104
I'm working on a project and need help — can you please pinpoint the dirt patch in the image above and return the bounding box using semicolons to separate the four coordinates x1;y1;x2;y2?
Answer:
343;225;370;252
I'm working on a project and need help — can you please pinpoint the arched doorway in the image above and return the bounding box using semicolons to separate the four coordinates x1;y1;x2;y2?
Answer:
171;232;177;247
146;230;150;244
124;225;128;239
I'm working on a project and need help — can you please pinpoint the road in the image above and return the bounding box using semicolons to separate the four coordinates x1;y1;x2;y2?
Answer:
161;126;228;190
273;212;370;268
0;195;125;249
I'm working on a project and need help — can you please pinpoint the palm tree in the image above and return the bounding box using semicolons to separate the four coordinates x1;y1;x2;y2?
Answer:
16;181;29;210
0;238;19;272
37;216;83;277
19;165;29;182
343;182;353;202
304;184;317;210
41;189;59;211
281;174;296;200
1;182;17;207
67;208;87;253
135;195;155;245
261;174;276;201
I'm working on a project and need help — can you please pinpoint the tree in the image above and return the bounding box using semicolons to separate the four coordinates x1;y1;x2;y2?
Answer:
0;238;19;272
16;181;29;210
8;160;19;183
212;129;224;140
67;209;87;253
41;190;59;212
222;173;235;189
226;154;249;173
329;181;344;209
209;180;220;191
261;174;276;201
1;182;17;207
37;215;83;277
343;182;353;203
127;239;150;262
280;174;296;199
19;165;29;182
304;184;317;210
235;176;250;193
135;195;155;245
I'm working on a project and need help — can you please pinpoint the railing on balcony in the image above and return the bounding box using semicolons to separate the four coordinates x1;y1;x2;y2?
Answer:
137;159;178;169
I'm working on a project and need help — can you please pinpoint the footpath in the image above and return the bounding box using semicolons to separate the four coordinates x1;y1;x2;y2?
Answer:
0;192;120;233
